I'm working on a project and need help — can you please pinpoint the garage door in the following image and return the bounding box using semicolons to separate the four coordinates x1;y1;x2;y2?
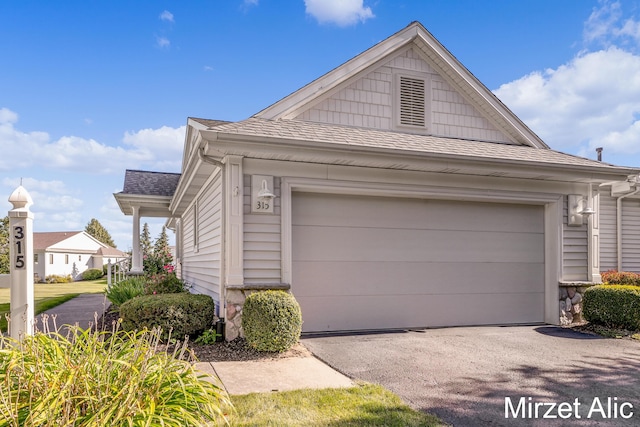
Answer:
292;192;545;332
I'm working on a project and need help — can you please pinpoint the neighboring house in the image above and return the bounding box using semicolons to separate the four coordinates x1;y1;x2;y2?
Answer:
33;231;127;281
115;22;640;339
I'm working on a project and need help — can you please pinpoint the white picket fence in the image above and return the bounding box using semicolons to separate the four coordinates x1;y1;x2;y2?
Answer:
106;257;131;289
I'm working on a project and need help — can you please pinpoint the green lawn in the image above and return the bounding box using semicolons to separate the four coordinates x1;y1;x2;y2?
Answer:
229;383;444;426
0;278;106;331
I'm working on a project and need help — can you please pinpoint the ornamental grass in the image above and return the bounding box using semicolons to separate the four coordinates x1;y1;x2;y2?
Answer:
0;319;231;426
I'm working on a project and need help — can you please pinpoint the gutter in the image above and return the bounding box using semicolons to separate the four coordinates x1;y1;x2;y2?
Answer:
197;145;227;340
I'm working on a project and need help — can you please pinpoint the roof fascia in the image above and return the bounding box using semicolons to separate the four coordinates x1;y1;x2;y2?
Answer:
409;27;548;149
202;130;638;182
255;24;417;120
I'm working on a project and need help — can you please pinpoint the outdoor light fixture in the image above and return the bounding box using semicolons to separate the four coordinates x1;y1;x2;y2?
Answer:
568;194;595;226
251;175;276;213
257;179;276;200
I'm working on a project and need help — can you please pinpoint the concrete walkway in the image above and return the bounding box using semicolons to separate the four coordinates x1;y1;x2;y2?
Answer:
39;293;108;333
40;294;354;395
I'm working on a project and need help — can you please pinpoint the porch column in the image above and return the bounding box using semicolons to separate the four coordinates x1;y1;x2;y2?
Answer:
224;155;244;286
130;205;143;274
588;185;602;283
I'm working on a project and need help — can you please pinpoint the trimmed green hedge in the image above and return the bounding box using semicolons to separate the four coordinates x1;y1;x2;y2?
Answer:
242;290;302;352
82;268;104;281
120;293;215;340
583;285;640;330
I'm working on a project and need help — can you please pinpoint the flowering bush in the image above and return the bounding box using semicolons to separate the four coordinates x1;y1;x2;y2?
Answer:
143;249;173;276
144;271;185;295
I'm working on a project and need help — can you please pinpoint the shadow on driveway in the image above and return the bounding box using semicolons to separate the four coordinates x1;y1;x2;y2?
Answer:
303;325;640;426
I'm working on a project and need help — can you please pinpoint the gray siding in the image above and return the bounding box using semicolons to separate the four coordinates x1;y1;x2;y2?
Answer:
181;172;222;306
296;47;512;143
243;175;282;283
562;195;588;280
598;191;640;272
599;190;617;271
622;197;640;271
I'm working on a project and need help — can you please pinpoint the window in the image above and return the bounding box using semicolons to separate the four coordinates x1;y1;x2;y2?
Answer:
49;254;54;264
79;255;82;261
395;74;430;130
34;254;39;264
65;254;69;264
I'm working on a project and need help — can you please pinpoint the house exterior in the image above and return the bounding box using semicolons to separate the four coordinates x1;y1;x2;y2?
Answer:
33;231;127;281
116;22;640;339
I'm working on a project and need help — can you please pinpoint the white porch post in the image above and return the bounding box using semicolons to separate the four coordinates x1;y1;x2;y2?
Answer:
224;156;244;286
130;205;143;274
588;184;602;283
8;185;35;339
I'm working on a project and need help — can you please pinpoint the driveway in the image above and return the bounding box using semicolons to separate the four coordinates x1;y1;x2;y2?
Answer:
302;326;640;426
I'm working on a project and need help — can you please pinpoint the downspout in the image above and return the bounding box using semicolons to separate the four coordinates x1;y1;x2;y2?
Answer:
616;188;640;271
198;145;227;339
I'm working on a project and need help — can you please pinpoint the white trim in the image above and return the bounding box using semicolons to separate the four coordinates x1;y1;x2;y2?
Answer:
281;176;562;324
394;71;432;131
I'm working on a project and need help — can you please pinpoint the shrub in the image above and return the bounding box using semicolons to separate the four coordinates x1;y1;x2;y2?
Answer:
0;326;231;426
120;293;215;340
45;274;72;283
105;276;146;306
583;285;640;330
144;271;185;295
81;268;103;281
600;270;640;286
242;290;302;352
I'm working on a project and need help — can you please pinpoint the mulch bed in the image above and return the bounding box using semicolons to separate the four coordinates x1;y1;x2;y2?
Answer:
96;306;310;362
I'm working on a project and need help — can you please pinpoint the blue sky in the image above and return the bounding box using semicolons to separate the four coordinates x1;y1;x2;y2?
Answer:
1;0;640;249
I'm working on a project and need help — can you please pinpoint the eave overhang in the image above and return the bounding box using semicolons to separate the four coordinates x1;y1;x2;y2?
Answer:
114;192;174;218
201;128;639;185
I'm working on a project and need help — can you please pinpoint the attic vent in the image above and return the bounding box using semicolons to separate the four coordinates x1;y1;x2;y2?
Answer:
399;76;426;127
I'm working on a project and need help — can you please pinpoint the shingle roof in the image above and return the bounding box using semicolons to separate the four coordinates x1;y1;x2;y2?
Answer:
209;118;634;171
121;170;181;197
33;232;83;250
190;118;231;128
96;246;127;257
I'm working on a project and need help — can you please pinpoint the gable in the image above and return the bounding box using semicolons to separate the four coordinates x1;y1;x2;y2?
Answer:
256;21;546;148
294;47;513;144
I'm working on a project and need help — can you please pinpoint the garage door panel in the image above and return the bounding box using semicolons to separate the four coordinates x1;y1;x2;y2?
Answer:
292;261;544;297
293;226;543;263
293;193;543;233
292;192;545;332
298;293;545;332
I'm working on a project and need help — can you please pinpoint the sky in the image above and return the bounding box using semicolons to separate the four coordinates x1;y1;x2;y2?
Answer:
2;0;640;250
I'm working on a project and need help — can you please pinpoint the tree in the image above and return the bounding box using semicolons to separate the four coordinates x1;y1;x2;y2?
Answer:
0;216;8;274
140;223;152;259
85;218;116;248
143;226;173;275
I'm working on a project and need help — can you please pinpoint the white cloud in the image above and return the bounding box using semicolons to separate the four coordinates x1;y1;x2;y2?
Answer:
304;0;374;26
123;125;186;171
156;36;170;48
159;10;174;23
0;107;184;173
495;47;640;157
0;107;18;124
494;1;640;164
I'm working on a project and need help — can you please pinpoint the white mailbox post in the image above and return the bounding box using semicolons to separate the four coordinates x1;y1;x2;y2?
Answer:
8;185;34;340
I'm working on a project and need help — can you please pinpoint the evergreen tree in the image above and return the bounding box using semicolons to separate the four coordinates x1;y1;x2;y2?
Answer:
140;222;152;259
85;218;116;247
0;216;9;274
154;226;171;262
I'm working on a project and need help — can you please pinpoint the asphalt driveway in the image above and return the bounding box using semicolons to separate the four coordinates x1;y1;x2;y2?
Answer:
302;326;640;426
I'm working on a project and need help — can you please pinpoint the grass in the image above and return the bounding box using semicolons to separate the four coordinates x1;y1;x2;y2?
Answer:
0;278;106;331
229;383;444;426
